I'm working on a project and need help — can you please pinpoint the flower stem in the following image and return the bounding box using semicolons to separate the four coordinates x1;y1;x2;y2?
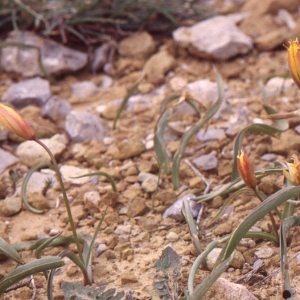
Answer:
34;139;84;263
254;188;279;244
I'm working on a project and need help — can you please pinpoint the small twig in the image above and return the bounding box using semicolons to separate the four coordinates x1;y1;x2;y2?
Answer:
184;159;211;194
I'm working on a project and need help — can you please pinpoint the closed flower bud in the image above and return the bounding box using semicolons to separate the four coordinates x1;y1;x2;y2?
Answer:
283;154;300;186
237;149;257;190
0;104;36;140
285;38;300;90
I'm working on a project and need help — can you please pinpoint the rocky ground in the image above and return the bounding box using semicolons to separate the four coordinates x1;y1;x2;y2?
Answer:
1;0;300;299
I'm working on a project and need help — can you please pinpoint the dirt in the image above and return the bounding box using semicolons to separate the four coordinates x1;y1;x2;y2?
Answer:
1;1;300;300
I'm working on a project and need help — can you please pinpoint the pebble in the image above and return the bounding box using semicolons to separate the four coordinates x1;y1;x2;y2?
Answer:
173;15;252;60
118;31;156;58
144;50;176;84
255;247;274;259
83;191;100;215
254;30;285;51
213;222;233;236
2;77;51;108
114;224;132;235
166;231;179;242
264;77;294;97
206;248;222;271
92;42;114;73
0;148;19;174
96;243;108;257
186;79;218;103
23;171;57;194
162;193;202;222
16;134;68;167
0;197;22;216
41;96;72;122
141;176;158;193
60;165;92;185
65;111;109;143
127;197;149;218
192;154;218;171
0;30;88;77
120;272;138;284
113;140;145;160
197;128;226;142
230;250;246;269
204;278;258;300
260;153;277;161
270;130;300;155
71;81;98;99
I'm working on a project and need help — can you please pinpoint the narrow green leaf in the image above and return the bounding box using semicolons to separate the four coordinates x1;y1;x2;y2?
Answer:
172;68;224;189
0;257;64;295
231;124;283;181
35;233;62;259
189;254;233;300
217;186;300;265
71;172;118;192
0;237;24;265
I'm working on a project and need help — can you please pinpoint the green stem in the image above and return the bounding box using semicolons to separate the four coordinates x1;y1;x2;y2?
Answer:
254;187;279;244
34;139;88;279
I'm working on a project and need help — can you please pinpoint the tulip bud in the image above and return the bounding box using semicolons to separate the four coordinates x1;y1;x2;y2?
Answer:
283;154;300;186
285;38;300;90
237;149;257;190
0;104;36;140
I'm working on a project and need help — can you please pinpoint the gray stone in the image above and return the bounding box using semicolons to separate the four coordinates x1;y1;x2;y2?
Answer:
0;148;19;174
71;81;98;99
0;197;22;216
65;111;109;143
1;77;51;108
162;193;202;222
96;243;108;257
197;128;226;142
173;15;252;60
16;134;67;167
41;96;72;122
83;191;100;215
255;247;274;259
260;153;276;161
0;31;88;77
186;80;218;103
92;42;113;72
22;172;57;194
193;154;218;171
206;248;222;271
265;77;294;97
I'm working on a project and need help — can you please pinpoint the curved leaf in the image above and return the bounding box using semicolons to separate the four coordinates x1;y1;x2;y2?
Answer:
172;68;224;189
217;185;300;265
0;237;24;265
0;257;64;295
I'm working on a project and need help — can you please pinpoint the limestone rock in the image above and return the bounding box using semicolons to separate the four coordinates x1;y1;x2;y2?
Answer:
270;130;300;155
118;31;156;58
193;154;218;171
41;96;72;122
0;31;88;77
16;134;67;167
92;42;114;73
65;111;109;143
203;278;258;300
127;197;149;218
254;30;286;51
71;81;98;99
173;15;252;60
0;148;19;174
1;77;51;108
27;192;50;210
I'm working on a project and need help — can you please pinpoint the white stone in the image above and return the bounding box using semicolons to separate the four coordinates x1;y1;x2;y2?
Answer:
60;165;91;185
255;247;274;259
16;134;68;167
173;15;252;60
265;77;294;97
206;248;222;271
71;81;98;99
0;148;19;174
114;225;132;235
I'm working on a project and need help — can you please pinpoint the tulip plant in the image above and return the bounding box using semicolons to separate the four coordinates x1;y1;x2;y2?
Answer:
0;103;111;297
152;39;300;299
